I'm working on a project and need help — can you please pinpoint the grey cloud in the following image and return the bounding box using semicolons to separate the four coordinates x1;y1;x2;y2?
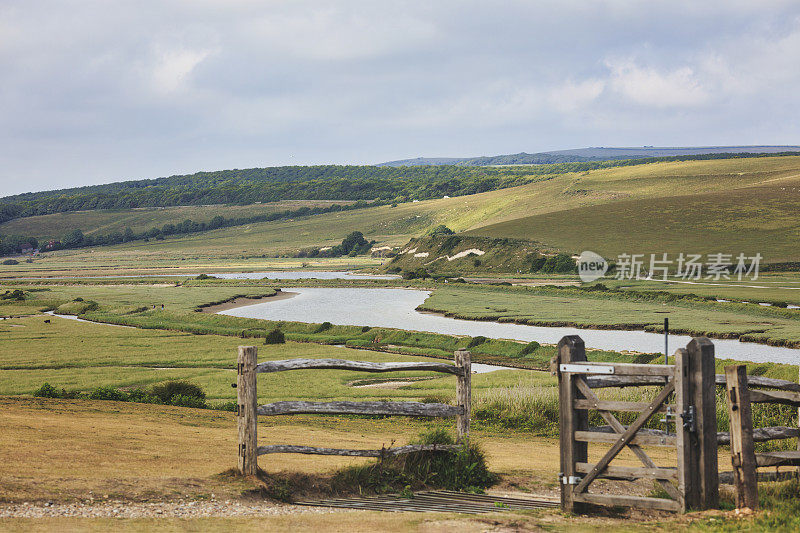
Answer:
1;1;799;194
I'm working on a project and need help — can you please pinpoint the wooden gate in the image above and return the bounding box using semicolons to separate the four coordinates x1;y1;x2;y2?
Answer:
555;336;718;513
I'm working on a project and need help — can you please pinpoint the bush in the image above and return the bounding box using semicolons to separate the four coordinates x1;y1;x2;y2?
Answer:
314;321;333;333
88;386;128;401
429;225;454;237
127;388;157;403
539;253;576;274
151;380;206;404
467;336;488;348
2;259;19;265
402;268;429;280
1;289;25;301
170;394;207;408
331;429;495;495
264;328;286;344
519;341;540;356
33;382;61;398
195;273;217;280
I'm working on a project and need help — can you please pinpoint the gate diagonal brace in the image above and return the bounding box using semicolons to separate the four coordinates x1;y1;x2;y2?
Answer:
573;378;679;500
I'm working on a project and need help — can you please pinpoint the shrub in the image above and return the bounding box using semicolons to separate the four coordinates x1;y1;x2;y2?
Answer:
314;321;333;333
2;259;19;265
151;380;206;404
1;289;25;301
195;273;217;280
361;326;372;332
264;328;286;344
467;336;488;348
540;253;576;274
33;382;60;398
127;388;157;403
170;394;207;408
519;341;540;356
429;225;454;237
88;386;128;401
331;429;495;495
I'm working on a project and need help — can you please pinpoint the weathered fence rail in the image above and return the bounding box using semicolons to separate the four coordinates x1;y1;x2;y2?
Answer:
237;346;472;475
724;364;800;510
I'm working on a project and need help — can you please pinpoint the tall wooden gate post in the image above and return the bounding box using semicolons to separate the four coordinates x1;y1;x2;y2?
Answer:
556;336;588;513
725;365;758;509
455;349;471;443
237;346;258;475
686;337;719;509
674;348;696;511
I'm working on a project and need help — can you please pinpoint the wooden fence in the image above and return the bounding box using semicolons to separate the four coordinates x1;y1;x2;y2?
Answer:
557;334;800;514
236;346;472;475
723;364;800;509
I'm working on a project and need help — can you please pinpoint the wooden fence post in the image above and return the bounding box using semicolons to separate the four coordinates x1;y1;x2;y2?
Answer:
237;346;258;476
725;365;758;509
674;347;698;512
455;349;471;443
686;337;719;509
557;335;588;513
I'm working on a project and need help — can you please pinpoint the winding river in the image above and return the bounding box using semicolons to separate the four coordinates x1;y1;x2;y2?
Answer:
220;287;800;365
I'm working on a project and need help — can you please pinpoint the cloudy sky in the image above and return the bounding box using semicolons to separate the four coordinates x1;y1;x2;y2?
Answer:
1;1;799;195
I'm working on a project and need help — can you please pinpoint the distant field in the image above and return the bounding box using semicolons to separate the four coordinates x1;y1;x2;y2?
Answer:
0;200;354;241
470;176;800;263
4;155;800;271
419;283;800;349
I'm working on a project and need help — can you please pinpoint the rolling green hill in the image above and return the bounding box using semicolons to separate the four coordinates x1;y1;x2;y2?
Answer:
469;165;800;264
4;155;800;272
0;200;353;242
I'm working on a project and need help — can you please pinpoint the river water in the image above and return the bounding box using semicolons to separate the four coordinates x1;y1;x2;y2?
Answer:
220;287;800;365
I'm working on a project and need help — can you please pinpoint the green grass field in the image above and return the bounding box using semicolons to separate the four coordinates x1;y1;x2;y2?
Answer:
0;200;356;241
419;283;800;349
604;274;800;307
470;176;800;263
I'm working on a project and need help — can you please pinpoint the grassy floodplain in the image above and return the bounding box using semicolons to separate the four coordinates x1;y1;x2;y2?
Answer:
1;275;800;530
417;280;800;349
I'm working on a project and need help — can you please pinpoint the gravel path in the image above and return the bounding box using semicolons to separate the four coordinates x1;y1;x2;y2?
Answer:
0;500;334;518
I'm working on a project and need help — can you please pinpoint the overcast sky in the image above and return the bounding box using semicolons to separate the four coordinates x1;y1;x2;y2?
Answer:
1;1;799;195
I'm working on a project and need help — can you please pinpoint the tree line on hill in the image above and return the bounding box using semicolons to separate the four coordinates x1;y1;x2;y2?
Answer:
0;165;537;225
3;151;794;227
0;201;380;256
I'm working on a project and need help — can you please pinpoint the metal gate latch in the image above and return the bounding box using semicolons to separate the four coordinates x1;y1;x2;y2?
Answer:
559;473;582;485
681;405;696;433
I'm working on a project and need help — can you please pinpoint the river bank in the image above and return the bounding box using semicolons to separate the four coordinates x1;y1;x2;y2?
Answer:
220;287;800;364
200;291;298;313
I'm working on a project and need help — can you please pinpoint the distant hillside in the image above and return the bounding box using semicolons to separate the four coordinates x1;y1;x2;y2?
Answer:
382;234;557;276
376;157;466;167
379;146;800;167
0;165;538;225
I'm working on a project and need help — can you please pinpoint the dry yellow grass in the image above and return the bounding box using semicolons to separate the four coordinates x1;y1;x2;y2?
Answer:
0;395;699;504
